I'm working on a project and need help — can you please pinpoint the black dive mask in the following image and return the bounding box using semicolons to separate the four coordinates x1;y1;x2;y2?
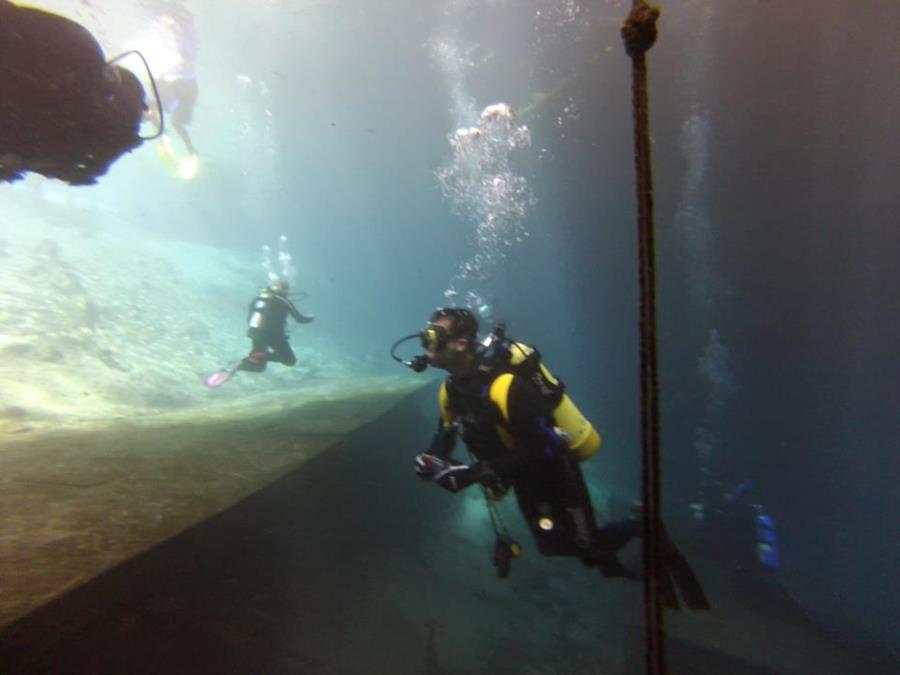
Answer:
390;324;453;373
420;324;450;352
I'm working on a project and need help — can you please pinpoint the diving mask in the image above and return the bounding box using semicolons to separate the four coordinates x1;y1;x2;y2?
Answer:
420;324;450;353
390;324;454;372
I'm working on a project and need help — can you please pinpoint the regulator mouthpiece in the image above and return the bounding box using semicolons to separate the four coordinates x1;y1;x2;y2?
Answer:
390;333;429;372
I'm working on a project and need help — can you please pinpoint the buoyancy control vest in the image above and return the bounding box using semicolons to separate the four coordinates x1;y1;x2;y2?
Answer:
439;326;601;462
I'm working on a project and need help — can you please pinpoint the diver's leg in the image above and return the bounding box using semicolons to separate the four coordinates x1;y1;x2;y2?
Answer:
173;120;197;155
595;518;641;554
601;503;710;608
553;453;643;576
268;336;296;366
170;82;198;154
555;453;604;547
236;340;269;372
514;471;579;558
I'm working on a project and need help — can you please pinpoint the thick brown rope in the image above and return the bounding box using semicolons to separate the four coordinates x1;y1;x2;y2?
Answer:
621;3;666;675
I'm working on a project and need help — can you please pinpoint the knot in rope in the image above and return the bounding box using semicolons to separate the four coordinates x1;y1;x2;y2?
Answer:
621;2;660;59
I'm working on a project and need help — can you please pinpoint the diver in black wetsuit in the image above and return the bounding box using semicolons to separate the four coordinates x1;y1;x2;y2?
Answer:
691;479;781;577
395;307;709;609
238;280;314;373
142;1;199;157
0;0;148;185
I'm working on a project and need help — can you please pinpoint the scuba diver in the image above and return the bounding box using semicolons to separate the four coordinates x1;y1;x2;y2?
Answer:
392;307;709;609
206;280;314;388
690;479;781;575
687;478;795;614
0;0;152;185
142;1;199;178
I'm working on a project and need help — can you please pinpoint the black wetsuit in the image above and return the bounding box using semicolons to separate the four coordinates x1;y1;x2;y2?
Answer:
238;292;312;372
430;370;638;575
0;0;146;185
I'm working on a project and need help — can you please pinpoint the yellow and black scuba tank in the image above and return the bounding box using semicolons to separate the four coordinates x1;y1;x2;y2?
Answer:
440;324;601;462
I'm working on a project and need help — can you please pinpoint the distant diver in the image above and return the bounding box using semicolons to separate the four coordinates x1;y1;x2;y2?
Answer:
690;479;781;575
392;307;709;609
0;0;154;185
206;280;314;388
142;1;200;179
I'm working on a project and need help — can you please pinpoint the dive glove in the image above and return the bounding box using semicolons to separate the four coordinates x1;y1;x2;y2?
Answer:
414;453;461;480
433;463;480;493
414;453;480;493
415;454;504;494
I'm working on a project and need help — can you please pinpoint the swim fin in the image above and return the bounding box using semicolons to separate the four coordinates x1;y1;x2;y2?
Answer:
619;502;711;611
158;134;199;180
660;529;711;611
205;362;240;388
658;565;681;610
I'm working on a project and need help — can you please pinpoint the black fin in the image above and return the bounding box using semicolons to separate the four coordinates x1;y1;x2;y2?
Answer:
661;533;711;611
657;563;681;610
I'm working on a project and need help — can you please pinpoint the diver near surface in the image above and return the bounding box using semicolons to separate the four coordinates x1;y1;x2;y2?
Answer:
206;279;314;388
393;307;709;609
141;0;199;176
0;0;149;185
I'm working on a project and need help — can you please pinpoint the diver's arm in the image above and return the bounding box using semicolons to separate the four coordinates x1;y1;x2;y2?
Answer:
426;420;457;459
282;298;314;323
414;421;458;482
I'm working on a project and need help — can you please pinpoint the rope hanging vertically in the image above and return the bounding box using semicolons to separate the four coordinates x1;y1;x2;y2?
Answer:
621;3;666;675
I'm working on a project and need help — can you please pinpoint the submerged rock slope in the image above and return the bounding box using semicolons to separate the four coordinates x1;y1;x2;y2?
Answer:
0;188;423;627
